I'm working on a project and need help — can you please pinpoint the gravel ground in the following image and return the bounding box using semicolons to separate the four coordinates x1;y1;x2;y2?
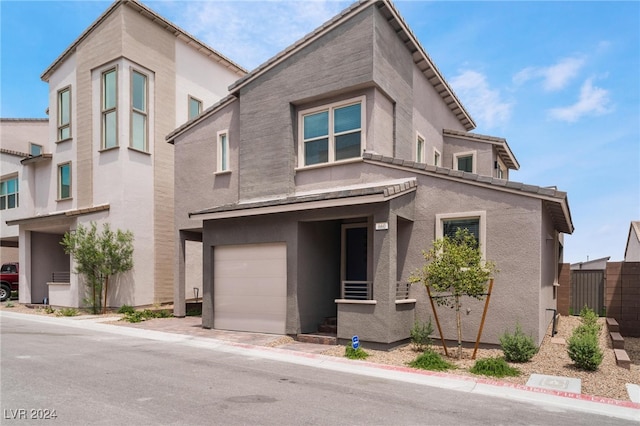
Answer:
2;302;638;401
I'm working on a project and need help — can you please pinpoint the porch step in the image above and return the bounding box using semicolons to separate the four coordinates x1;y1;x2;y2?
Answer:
614;349;631;370
318;324;337;334
297;333;337;345
610;331;625;350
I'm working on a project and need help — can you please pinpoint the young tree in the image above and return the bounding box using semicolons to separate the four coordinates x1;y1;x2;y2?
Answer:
410;228;496;359
61;222;134;314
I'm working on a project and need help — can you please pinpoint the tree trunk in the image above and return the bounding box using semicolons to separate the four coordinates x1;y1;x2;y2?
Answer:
102;275;109;315
455;294;462;359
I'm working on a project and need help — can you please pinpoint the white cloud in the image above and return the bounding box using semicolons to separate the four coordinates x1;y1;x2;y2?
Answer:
513;56;585;91
450;70;513;129
548;78;613;122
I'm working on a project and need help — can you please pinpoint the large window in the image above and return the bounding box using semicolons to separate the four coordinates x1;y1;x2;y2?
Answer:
299;97;364;167
188;96;202;120
102;68;117;149
58;163;71;200
453;151;476;173
436;211;486;258
217;130;229;173
131;70;148;151
57;86;71;141
0;177;19;210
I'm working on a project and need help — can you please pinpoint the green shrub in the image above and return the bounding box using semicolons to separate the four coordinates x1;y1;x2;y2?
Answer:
345;345;369;360
5;301;14;308
500;325;538;363
567;331;603;371
43;305;56;314
408;349;455;371
117;305;135;314
573;323;601;337
410;318;434;351
57;308;78;317
121;308;173;323
469;357;520;378
579;306;599;327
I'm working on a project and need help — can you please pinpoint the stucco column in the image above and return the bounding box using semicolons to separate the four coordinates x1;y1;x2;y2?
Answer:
174;231;187;317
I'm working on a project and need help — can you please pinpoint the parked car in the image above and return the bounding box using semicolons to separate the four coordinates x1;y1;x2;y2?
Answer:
1;262;19;302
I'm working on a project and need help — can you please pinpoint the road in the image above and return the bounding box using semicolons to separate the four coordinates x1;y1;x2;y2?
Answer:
0;313;635;425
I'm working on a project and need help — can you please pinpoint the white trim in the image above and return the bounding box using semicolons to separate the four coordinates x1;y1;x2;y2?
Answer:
416;132;425;163
335;299;377;305
216;129;230;172
435;211;487;259
453;150;476;173
496;156;507;179
433;147;441;167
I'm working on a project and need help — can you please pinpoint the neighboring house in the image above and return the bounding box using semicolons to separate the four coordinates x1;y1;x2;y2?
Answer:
169;0;573;347
5;0;245;308
624;221;640;262
0;119;49;263
570;256;610;270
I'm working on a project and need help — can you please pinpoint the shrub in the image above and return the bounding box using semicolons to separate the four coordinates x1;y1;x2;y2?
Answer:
345;345;369;360
5;301;14;308
567;331;603;371
56;308;78;317
573;323;601;337
499;324;538;362
121;308;173;323
117;305;135;314
470;357;520;378
410;318;434;351
43;306;56;314
408;349;455;371
579;306;599;327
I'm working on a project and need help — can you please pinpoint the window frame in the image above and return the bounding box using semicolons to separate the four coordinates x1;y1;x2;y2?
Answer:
496;157;507;179
435;211;487;259
57;162;72;201
101;67;118;150
0;175;19;210
216;129;230;173
29;143;43;156
416;132;425;163
130;68;149;152
188;95;203;120
433;147;441;167
57;86;72;142
297;96;366;168
453;150;476;173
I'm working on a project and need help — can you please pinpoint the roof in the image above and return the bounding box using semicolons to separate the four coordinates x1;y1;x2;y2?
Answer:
227;0;475;131
362;152;574;234
0;148;31;158
190;178;417;220
624;221;640;260
443;129;520;170
40;0;246;82
0;118;48;123
6;205;110;228
570;256;611;270
167;95;237;144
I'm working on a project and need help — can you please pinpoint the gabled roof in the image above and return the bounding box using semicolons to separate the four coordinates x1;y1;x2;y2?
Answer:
362;152;573;234
167;94;237;144
227;0;475;131
443;129;520;170
624;221;640;260
41;0;246;82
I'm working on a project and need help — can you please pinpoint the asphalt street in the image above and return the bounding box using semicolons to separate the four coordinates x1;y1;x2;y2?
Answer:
0;313;636;425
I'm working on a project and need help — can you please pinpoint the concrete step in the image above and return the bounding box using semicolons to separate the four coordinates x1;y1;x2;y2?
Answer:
614;348;631;370
297;333;337;345
606;317;619;332
318;324;337;334
610;331;625;350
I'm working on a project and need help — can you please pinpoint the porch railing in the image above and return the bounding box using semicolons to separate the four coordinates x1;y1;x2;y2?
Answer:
51;272;71;283
396;281;411;300
341;281;372;300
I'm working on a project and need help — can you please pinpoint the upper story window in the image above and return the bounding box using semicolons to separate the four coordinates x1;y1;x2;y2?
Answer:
496;158;507;179
131;70;148;151
188;96;202;120
454;150;476;173
299;97;364;167
58;162;71;200
57;86;71;141
102;68;117;149
0;177;19;210
433;147;441;167
30;143;43;156
217;130;229;173
416;134;425;163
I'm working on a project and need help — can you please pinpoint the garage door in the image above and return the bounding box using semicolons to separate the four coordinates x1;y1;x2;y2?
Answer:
214;243;287;334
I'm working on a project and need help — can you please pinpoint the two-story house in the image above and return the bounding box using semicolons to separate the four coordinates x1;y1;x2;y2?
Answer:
169;0;573;347
5;0;245;308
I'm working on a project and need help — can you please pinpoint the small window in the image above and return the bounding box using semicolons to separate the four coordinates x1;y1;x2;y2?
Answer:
57;87;71;141
416;134;425;163
496;158;507;179
436;211;486;258
102;68;117;149
30;143;43;156
433;147;441;167
131;70;148;151
0;177;19;210
299;97;364;167
453;151;475;173
188;96;202;120
58;163;71;200
217;130;229;172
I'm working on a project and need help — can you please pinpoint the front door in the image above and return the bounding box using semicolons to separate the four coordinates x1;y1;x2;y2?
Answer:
341;224;369;299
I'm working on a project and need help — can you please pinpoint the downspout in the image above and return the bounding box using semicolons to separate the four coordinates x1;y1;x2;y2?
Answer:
546;308;557;337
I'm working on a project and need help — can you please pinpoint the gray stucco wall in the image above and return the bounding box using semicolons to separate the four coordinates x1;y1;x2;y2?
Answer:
442;135;496;177
30;232;68;304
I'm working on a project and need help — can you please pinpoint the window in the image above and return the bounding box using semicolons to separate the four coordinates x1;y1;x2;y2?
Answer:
57;86;71;141
29;143;43;156
433;147;441;167
188;96;202;120
131;70;148;151
453;151;476;173
102;68;117;149
299;97;364;167
58;163;71;200
217;130;229;172
416;134;425;163
496;158;507;179
0;177;19;210
436;211;486;258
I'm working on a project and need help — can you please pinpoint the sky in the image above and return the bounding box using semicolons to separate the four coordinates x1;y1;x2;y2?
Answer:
1;0;638;263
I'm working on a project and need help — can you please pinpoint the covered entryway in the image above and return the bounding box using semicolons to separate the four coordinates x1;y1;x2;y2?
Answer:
213;242;287;334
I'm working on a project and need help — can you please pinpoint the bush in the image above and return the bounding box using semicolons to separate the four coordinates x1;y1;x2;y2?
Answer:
408;350;455;371
579;306;599;326
120;308;173;323
117;305;135;314
573;323;601;337
410;318;434;351
500;324;538;362
345;345;369;360
56;308;78;317
470;357;520;378
5;301;14;308
567;331;603;371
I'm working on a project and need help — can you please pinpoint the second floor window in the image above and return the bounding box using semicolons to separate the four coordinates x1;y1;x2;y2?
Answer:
217;130;229;172
434;148;441;167
102;68;117;149
57;87;71;141
0;177;18;210
416;135;425;163
58;163;71;200
30;143;43;156
131;70;148;151
454;151;475;173
188;96;202;120
300;98;363;167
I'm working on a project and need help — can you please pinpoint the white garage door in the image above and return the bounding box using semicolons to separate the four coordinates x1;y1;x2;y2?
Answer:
214;243;287;334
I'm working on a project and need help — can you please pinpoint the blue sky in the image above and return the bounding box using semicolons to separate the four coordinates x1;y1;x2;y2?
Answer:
1;1;638;263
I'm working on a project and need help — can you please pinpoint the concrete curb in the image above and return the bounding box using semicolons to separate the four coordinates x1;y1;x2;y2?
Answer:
2;311;639;422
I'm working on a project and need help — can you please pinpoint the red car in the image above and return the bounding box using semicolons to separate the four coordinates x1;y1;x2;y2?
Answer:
0;262;19;302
